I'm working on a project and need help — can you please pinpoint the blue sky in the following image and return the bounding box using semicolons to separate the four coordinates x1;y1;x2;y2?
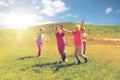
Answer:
0;0;120;29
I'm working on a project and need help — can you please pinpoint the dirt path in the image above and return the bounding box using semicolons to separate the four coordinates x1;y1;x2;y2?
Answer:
88;38;120;45
94;38;120;41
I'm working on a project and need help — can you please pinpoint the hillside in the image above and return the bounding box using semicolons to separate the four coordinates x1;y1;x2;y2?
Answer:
0;22;120;47
0;22;120;80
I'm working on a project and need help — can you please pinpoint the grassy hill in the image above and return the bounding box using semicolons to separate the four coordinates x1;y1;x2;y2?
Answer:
0;22;120;80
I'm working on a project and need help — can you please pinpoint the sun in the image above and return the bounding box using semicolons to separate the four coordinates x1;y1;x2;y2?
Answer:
5;12;35;29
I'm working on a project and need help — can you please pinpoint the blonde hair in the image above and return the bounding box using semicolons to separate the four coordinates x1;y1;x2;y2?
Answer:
74;24;81;30
40;27;45;31
75;24;81;28
81;27;86;31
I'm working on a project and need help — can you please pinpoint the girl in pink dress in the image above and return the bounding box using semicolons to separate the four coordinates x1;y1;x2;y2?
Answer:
51;24;68;62
63;24;88;64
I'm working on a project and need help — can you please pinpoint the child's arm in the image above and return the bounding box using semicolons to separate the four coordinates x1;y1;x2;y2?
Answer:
82;33;88;39
81;19;84;28
81;19;85;31
51;24;56;33
63;28;72;34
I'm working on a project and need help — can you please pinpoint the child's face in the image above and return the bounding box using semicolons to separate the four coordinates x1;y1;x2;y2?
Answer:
59;25;64;30
81;30;85;33
40;29;44;33
56;27;60;32
75;27;80;31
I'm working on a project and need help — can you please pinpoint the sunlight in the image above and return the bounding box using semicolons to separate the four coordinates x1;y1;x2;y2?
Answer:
4;12;35;28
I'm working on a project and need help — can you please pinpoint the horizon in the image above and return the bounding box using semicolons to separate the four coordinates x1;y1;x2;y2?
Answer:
0;22;120;30
0;0;120;29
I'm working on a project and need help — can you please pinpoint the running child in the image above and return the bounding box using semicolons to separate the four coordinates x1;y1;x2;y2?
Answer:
36;27;44;57
51;24;68;62
63;24;88;64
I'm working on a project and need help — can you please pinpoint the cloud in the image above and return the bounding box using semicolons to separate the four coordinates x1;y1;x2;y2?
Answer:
105;7;112;14
66;13;71;17
41;0;68;16
0;0;68;29
7;0;16;5
0;0;9;7
35;5;40;10
0;11;45;29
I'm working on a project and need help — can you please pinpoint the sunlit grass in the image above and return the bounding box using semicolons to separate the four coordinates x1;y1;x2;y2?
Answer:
0;22;120;80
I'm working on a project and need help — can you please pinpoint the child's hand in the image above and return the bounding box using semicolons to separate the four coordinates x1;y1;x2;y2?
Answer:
51;24;54;28
81;19;84;27
36;40;38;43
82;19;84;24
46;40;48;43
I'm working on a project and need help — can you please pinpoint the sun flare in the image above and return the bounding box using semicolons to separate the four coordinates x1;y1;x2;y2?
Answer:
4;12;35;28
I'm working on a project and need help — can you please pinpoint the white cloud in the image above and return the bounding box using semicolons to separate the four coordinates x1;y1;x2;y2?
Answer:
0;0;68;29
7;0;16;5
35;5;40;10
41;0;68;16
0;0;9;7
66;13;71;17
105;7;112;14
116;10;120;13
0;11;44;29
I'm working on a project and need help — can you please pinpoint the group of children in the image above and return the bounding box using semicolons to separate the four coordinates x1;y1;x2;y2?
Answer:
36;20;88;64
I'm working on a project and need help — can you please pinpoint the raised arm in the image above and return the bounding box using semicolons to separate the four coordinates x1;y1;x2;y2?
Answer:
51;24;56;33
81;19;84;28
59;24;72;33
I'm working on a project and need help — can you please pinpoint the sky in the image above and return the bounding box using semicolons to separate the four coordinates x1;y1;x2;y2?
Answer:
0;0;120;29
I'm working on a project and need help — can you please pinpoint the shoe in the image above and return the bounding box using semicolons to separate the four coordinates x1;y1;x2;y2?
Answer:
65;59;68;62
58;61;63;64
84;58;88;63
78;60;81;64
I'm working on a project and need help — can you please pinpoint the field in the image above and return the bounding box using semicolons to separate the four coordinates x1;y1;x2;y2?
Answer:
0;22;120;80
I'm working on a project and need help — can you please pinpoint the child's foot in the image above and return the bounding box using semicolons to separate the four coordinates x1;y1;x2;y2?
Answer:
84;57;88;63
58;61;63;64
38;55;42;58
65;59;68;62
78;60;81;64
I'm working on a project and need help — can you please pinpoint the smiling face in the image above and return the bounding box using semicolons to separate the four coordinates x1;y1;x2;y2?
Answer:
59;24;64;30
55;27;60;32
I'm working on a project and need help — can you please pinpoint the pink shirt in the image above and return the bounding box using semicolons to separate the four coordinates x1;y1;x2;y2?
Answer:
72;31;82;46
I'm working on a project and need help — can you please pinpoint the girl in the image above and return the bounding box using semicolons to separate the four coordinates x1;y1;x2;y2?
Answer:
63;24;88;64
81;27;88;55
36;28;44;57
51;24;68;62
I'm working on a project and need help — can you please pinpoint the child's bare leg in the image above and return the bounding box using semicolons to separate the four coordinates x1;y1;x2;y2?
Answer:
83;42;86;55
75;46;81;64
78;45;88;63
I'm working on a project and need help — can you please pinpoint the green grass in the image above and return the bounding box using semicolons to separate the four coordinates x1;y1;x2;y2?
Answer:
0;22;120;80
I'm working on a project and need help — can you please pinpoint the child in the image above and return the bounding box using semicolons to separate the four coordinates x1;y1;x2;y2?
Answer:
36;28;44;57
51;24;68;62
81;27;88;55
63;24;88;64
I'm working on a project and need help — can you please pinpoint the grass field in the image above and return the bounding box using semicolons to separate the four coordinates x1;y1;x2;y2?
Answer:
0;22;120;80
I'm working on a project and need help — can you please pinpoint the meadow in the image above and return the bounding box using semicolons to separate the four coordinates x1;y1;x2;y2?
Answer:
0;22;120;80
